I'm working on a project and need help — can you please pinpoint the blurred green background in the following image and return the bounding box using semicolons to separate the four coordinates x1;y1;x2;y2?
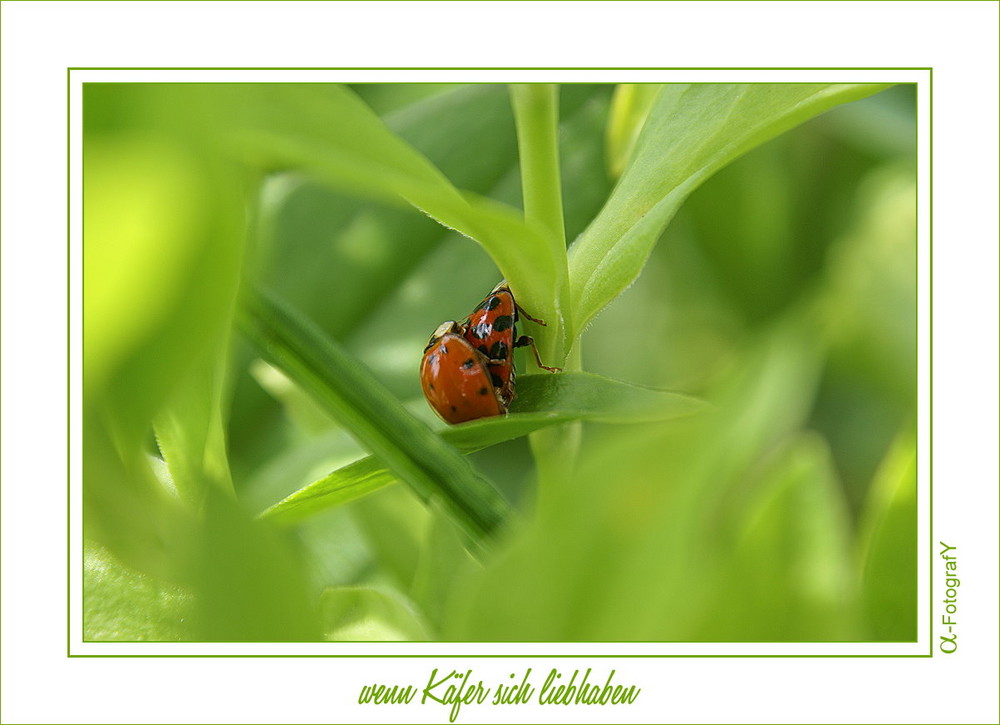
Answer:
83;83;916;642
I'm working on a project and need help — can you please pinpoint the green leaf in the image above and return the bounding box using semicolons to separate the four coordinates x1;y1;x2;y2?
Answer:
214;84;561;339
321;586;432;642
192;487;321;641
857;429;917;640
84;540;193;642
259;372;707;526
83;130;245;446
714;433;859;641
153;344;235;504
239;291;512;552
568;83;892;342
83;89;247;573
255;85;522;342
410;505;479;632
605;83;663;178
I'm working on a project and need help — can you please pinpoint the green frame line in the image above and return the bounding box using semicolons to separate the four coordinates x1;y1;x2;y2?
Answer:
67;68;932;658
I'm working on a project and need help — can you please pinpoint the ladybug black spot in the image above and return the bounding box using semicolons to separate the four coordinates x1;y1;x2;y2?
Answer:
450;405;457;412
440;345;448;355
426;354;437;366
478;387;489;396
428;383;435;390
485;296;502;311
462;358;475;369
493;315;513;332
478;344;490;357
489;341;509;359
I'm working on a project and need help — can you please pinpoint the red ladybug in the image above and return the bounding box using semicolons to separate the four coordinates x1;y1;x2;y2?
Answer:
462;281;559;409
419;321;504;424
419;282;561;424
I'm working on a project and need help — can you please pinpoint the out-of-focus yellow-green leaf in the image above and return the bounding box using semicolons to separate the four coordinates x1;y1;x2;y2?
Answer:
321;586;432;642
83;111;245;575
712;434;859;641
410;505;478;633
857;429;917;641
192;488;321;641
605;83;662;178
83;133;244;440
83;539;193;642
154;345;235;504
824;165;917;401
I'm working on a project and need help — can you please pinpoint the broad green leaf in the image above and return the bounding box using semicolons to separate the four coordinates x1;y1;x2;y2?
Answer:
255;85;522;341
857;430;917;640
239;291;512;551
321;586;432;642
259;372;707;526
211;84;561;337
83;131;245;444
83;88;246;574
568;83;891;341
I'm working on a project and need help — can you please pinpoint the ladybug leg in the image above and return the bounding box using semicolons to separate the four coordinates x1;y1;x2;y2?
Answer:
513;335;562;372
514;304;547;326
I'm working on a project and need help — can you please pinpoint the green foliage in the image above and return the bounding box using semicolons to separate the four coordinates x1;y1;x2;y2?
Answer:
83;82;916;643
259;372;706;527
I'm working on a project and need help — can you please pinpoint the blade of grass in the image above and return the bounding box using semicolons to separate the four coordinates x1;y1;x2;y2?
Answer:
260;372;707;526
238;291;512;553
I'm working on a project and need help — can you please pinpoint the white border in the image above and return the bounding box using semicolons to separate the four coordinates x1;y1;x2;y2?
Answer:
4;1;998;722
67;67;931;659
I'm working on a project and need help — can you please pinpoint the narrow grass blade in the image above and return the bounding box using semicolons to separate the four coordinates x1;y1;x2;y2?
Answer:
239;291;512;551
260;372;707;526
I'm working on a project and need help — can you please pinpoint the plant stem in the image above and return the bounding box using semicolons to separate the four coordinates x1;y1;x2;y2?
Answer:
510;85;582;490
509;84;572;363
510;84;566;249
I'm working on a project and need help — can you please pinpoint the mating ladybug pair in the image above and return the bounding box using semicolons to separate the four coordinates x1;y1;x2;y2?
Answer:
419;281;560;424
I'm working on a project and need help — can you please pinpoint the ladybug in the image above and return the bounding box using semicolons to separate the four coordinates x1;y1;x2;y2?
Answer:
419;320;504;424
462;281;560;409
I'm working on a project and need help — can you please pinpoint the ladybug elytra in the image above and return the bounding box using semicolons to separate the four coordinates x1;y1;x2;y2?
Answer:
419;320;505;424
